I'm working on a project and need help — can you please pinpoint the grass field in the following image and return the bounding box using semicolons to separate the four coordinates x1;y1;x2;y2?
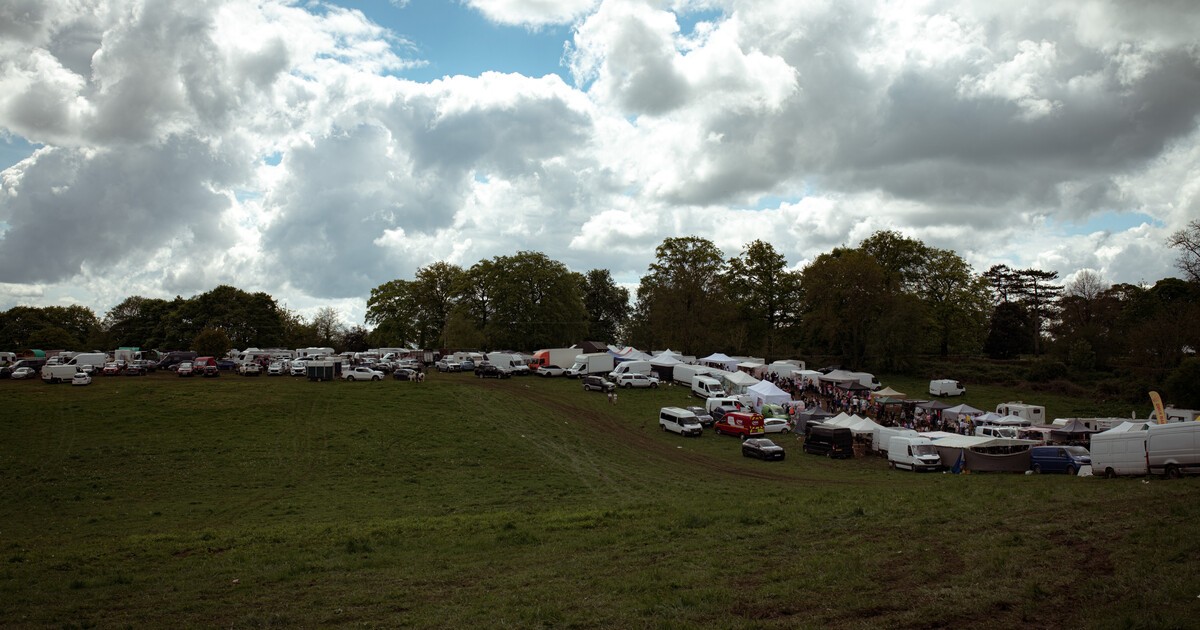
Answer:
1;371;1196;628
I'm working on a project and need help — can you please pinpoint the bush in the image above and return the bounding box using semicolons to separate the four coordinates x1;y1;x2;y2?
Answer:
1026;360;1068;382
1164;358;1200;408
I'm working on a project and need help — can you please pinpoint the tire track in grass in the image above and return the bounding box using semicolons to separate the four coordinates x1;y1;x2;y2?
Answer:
475;379;864;485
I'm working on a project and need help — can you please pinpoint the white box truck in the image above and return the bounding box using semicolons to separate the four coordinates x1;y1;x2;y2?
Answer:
565;353;614;378
1090;424;1149;478
1146;421;1200;478
873;426;919;453
673;363;713;385
929;379;965;397
691;375;726;399
887;436;943;471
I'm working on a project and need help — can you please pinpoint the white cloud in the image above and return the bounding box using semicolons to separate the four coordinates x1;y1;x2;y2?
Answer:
466;0;599;27
0;0;1196;322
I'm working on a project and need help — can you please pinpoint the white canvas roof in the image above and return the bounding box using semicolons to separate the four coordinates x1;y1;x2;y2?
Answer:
848;417;882;435
1098;421;1149;434
699;353;738;371
747;380;791;409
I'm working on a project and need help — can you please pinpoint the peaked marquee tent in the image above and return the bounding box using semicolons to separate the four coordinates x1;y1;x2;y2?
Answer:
699;353;738;372
747;380;792;410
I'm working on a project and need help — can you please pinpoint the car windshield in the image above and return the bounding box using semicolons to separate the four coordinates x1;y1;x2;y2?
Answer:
1064;446;1089;456
912;444;938;456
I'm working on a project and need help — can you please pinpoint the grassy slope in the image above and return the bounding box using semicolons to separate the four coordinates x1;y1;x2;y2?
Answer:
0;373;1195;628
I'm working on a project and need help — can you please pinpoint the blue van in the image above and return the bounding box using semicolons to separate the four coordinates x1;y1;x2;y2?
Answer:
1030;445;1091;474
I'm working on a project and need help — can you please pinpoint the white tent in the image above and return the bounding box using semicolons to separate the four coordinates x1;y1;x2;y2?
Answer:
827;413;856;427
720;370;760;394
847;416;883;435
943;403;984;420
699;353;738;372
653;349;683;361
747;380;792;411
1098;421;1148;434
649;353;681;367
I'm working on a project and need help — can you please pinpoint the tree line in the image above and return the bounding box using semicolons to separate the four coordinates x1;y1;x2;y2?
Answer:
2;224;1198;378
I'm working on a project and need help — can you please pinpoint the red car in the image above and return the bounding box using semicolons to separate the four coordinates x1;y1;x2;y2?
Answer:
714;411;765;439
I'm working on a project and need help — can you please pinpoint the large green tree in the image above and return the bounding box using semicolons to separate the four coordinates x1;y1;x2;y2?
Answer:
581;269;630;345
797;249;889;367
723;240;801;358
631;236;731;354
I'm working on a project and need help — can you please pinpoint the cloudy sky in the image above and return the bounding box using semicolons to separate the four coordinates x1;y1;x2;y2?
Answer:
1;0;1198;324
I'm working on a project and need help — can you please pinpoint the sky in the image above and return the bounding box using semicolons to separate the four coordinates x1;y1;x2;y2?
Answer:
1;0;1198;326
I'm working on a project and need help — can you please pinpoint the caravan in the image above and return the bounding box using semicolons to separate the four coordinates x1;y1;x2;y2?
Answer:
996;402;1045;424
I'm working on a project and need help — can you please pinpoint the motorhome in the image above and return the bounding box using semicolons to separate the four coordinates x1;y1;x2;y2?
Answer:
1146;421;1200;477
295;347;336;360
1090;424;1149;477
996;402;1046;424
1149;407;1200;423
691;375;726;399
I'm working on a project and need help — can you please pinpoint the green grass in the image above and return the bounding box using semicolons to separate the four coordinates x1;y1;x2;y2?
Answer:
1;372;1196;628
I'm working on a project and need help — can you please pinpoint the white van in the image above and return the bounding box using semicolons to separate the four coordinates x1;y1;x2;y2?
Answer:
976;425;1019;439
887;436;942;471
1089;425;1148;477
929;379;965;397
1146;421;1200;478
659;407;703;437
705;396;748;414
691;375;726;399
609;360;652;380
42;364;80;383
995;402;1045;424
67;353;108;369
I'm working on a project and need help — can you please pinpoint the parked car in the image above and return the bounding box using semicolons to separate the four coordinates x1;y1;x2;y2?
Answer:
71;372;92;386
102;363;121;376
538;364;566;377
742;438;786;461
582;375;616;392
435;359;461;372
710;405;740;424
686;406;715;428
763;418;791;434
133;359;157;373
176;362;195;377
202;364;220;377
459;359;476;371
1030;445;1091;475
239;363;262;376
10;367;36;380
475;363;511;379
343;366;383;381
616;373;659;389
216;359;238;371
392;368;418;381
267;362;285;376
123;364;145;376
290;360;307;376
78;364;96;375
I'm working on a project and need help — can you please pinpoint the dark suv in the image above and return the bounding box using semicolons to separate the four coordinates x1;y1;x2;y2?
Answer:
474;363;510;379
582;375;615;392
